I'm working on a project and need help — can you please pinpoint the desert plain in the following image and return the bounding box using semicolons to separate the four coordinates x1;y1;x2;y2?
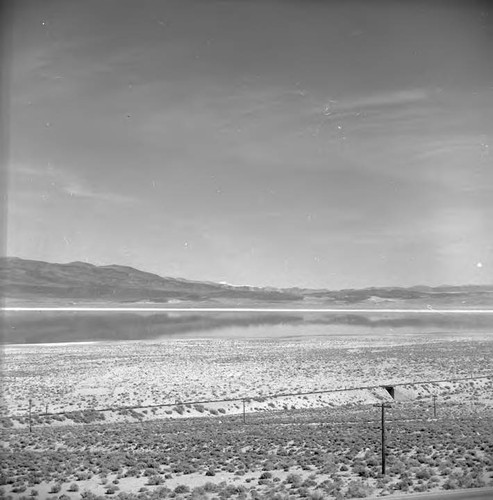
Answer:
2;312;493;499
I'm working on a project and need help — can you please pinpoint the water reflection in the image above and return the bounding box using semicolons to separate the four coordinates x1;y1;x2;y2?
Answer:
4;311;493;344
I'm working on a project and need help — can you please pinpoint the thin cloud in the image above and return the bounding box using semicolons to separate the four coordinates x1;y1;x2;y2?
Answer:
11;164;134;204
317;89;430;120
336;89;429;110
308;88;433;141
61;181;133;204
416;136;488;160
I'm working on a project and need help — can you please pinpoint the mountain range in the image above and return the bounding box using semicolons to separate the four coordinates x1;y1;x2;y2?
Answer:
1;257;492;308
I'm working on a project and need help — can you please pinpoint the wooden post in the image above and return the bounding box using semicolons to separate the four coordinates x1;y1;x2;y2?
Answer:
28;399;32;433
381;403;386;475
375;402;392;475
433;395;437;418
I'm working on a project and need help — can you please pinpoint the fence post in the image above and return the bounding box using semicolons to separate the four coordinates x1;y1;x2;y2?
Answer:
28;399;32;433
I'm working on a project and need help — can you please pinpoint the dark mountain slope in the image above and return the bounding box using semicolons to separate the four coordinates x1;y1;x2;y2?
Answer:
0;257;300;302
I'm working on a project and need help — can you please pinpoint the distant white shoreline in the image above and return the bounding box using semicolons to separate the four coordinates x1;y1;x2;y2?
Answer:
2;307;493;313
7;341;101;347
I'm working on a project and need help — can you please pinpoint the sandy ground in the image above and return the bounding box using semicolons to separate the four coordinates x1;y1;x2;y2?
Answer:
3;328;492;418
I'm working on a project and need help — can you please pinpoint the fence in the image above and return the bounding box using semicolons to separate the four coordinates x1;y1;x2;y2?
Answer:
8;373;493;430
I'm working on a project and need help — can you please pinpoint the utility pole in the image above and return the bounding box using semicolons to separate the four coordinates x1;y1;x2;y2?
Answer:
375;402;392;475
432;395;437;418
28;399;32;433
242;399;246;424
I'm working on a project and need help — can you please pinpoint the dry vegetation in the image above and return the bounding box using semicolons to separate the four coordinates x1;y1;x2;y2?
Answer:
1;405;493;500
3;327;492;417
2;325;493;499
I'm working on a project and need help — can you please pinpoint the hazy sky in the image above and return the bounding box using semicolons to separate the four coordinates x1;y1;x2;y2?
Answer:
5;0;493;289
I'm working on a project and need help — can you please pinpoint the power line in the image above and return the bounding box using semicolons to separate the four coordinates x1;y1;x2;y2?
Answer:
19;374;492;419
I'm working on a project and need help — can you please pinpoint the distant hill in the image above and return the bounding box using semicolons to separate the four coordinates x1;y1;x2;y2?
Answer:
1;256;492;307
298;284;493;305
0;257;301;303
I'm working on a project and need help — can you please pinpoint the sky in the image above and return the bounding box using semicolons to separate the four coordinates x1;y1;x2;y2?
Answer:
4;0;493;289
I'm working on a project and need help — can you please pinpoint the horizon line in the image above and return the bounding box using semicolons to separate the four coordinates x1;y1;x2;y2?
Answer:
2;256;491;292
3;307;493;313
